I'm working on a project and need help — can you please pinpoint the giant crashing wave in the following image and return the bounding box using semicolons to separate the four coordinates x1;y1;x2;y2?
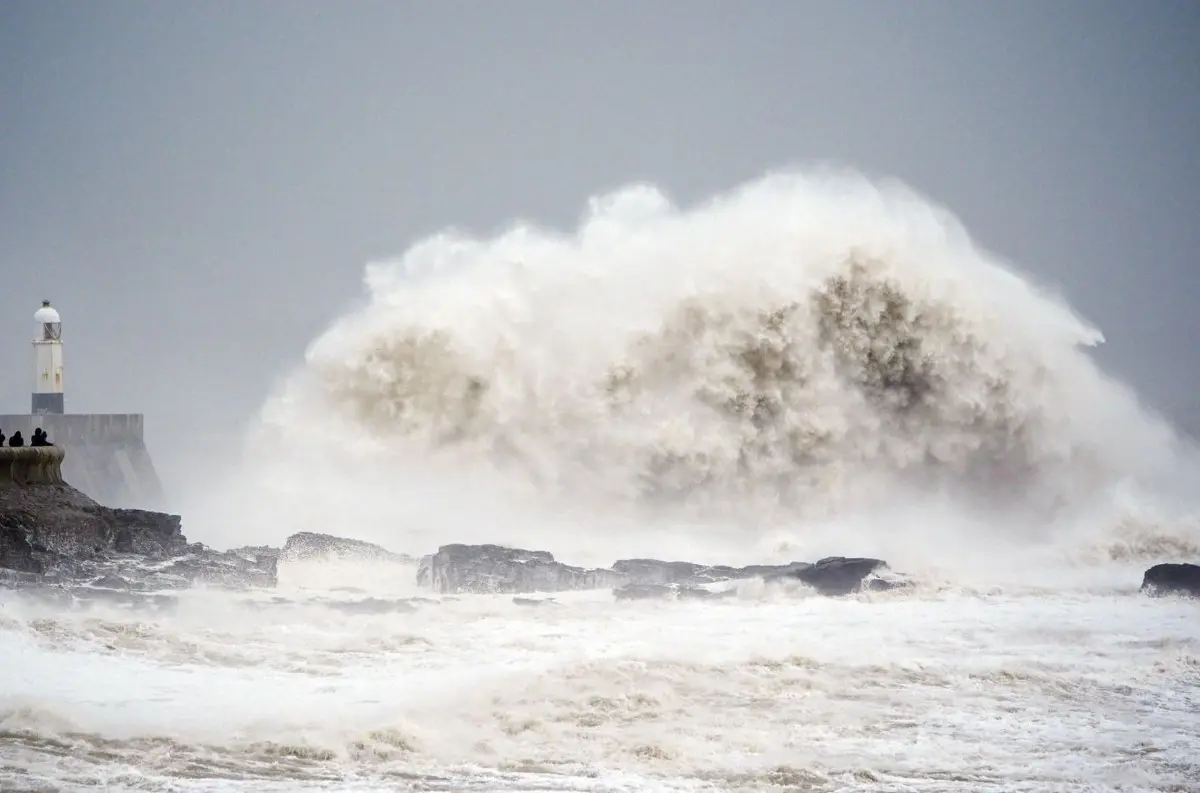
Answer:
248;170;1198;556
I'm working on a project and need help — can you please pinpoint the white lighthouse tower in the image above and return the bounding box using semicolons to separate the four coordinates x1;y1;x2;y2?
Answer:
32;299;64;415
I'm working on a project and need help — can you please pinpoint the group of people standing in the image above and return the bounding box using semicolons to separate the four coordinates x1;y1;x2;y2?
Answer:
0;427;54;447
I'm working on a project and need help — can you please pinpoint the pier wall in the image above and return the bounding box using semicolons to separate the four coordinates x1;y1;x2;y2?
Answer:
0;414;164;509
0;446;65;486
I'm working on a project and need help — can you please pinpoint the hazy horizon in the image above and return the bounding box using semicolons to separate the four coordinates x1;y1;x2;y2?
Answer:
2;1;1198;524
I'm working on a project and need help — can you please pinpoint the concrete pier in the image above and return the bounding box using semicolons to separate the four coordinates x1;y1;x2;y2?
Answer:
0;414;163;508
0;446;66;486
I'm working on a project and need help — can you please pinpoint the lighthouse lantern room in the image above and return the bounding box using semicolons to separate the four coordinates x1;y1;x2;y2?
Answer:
32;299;64;415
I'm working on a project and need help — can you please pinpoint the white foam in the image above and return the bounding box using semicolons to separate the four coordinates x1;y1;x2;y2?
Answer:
180;170;1199;566
1;585;1198;791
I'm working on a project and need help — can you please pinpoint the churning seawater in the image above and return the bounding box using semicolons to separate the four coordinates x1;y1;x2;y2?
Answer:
2;566;1198;792
4;169;1200;791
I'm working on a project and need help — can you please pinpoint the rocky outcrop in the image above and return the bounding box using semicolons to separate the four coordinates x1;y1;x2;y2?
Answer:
787;556;895;596
280;531;414;564
608;556;896;599
418;544;624;594
157;544;279;589
0;518;40;574
1141;563;1200;598
110;508;186;557
1;446;276;591
417;543;902;597
609;558;814;586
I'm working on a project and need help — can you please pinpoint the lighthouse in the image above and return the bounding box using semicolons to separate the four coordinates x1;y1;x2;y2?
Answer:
32;299;64;415
0;299;165;507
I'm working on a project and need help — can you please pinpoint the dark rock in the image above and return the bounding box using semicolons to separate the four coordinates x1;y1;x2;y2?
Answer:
281;532;413;564
865;578;908;592
611;558;812;588
110;509;186;558
1;489;112;562
230;544;281;565
230;544;278;556
0;567;44;587
611;559;709;585
416;543;900;599
1141;563;1200;599
232;547;280;583
1;517;43;574
775;556;890;596
2;448;277;592
418;543;624;595
91;573;131;590
160;546;278;590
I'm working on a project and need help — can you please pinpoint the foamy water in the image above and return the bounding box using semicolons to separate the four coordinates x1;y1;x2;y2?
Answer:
5;170;1200;790
2;567;1198;792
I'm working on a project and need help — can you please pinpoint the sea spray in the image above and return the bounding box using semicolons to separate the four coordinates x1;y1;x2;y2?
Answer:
186;169;1199;564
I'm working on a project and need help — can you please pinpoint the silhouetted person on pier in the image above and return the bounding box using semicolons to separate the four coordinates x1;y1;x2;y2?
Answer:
0;430;5;446
8;431;24;447
31;428;53;447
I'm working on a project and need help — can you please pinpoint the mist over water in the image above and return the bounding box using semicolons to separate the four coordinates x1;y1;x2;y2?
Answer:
189;169;1199;569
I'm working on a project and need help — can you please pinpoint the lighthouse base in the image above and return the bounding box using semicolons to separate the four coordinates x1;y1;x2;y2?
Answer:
0;414;164;509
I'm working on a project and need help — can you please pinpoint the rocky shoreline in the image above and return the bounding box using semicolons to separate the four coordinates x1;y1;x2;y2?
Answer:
416;542;906;598
3;447;1198;603
0;465;905;601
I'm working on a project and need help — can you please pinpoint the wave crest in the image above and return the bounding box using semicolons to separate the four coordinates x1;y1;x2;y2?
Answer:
204;170;1197;559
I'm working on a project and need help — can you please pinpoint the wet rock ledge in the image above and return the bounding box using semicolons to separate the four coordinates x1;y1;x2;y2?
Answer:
1141;562;1200;599
418;543;908;598
1;446;275;592
0;446;900;601
8;447;1190;603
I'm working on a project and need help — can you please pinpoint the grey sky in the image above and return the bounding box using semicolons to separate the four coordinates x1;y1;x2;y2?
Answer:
1;0;1197;504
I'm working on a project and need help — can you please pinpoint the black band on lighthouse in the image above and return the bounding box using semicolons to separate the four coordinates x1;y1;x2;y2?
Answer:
32;393;64;415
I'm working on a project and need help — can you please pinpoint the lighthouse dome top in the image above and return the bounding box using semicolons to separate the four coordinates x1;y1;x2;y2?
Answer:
34;300;60;325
